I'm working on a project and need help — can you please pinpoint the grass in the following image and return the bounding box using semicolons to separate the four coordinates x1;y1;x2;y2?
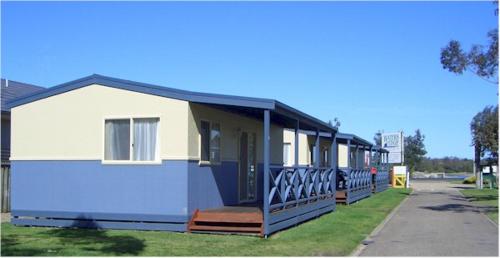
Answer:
1;188;411;256
460;188;498;223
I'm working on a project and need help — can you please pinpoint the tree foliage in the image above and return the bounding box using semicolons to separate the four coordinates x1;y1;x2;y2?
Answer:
470;105;498;159
328;117;341;130
440;1;499;84
404;129;427;172
440;30;498;84
416;157;473;173
373;131;382;147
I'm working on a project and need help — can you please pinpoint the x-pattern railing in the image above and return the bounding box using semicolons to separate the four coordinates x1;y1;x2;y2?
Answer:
268;166;335;211
347;169;371;191
376;170;389;184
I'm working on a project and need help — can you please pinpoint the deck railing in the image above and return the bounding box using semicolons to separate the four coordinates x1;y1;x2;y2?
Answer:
374;168;390;192
337;168;372;203
268;166;335;212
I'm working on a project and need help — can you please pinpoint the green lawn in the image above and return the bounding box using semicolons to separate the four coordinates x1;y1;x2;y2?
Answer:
1;188;411;256
460;188;498;223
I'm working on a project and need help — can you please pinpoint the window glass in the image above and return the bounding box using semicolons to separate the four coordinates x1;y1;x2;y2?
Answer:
200;121;210;162
283;143;291;166
210;123;221;163
104;119;130;160
133;118;159;161
350;147;357;169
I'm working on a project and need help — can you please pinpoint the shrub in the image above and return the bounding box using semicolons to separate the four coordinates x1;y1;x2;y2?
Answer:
463;175;476;184
463;175;497;186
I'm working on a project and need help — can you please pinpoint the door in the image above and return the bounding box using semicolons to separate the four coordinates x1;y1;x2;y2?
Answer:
239;132;257;203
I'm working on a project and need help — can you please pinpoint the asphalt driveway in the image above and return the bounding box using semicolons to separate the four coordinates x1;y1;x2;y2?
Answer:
359;180;498;256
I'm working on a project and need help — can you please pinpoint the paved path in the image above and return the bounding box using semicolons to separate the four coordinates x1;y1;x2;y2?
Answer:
360;180;498;256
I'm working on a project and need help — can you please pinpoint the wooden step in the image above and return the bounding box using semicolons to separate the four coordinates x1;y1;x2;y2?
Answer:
336;191;347;198
336;191;347;203
188;208;264;236
195;212;262;224
189;224;262;233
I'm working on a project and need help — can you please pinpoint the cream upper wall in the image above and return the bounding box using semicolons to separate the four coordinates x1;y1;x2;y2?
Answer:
338;144;370;169
338;144;348;168
283;129;310;166
11;84;190;160
283;129;332;166
188;103;284;164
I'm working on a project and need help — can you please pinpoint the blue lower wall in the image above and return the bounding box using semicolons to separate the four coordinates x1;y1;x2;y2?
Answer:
12;159;269;231
11;160;189;223
187;161;266;214
187;161;238;214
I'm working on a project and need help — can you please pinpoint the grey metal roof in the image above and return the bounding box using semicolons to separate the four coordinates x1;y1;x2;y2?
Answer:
371;145;389;153
336;132;373;147
5;74;336;132
1;79;45;112
295;129;333;138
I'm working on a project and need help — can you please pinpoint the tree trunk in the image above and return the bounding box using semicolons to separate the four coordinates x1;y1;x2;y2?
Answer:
475;144;482;189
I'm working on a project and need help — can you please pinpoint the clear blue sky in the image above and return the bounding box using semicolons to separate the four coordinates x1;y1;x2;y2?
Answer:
2;1;497;158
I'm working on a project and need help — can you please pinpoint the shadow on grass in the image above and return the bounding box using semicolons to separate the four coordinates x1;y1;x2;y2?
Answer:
1;236;61;256
463;194;498;203
3;215;145;256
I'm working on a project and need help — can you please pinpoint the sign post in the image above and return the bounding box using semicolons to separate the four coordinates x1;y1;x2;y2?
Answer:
382;131;408;187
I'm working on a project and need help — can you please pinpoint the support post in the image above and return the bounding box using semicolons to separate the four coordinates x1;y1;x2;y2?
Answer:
315;129;320;168
347;140;351;170
263;109;270;236
294;120;299;167
369;147;373;168
330;133;336;169
347;139;351;203
331;131;337;206
355;144;359;170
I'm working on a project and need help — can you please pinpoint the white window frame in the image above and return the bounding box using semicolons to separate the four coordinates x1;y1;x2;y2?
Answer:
102;115;161;165
199;119;221;166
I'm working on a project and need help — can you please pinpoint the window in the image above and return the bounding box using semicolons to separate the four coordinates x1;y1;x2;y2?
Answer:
350;148;357;169
104;117;159;162
200;121;210;162
364;151;370;168
133;118;159;161
105;119;130;160
200;120;220;163
322;147;329;167
210;123;221;162
283;143;291;166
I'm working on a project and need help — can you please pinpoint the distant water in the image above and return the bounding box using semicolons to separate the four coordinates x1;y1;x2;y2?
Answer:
444;174;468;180
412;172;472;180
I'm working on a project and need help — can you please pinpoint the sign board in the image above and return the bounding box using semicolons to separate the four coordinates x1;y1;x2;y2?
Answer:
393;166;407;175
382;131;404;164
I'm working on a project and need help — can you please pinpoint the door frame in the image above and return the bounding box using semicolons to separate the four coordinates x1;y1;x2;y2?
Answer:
238;131;257;204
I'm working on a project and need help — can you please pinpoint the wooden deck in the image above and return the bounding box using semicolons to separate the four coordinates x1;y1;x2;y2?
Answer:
188;206;264;236
336;190;347;204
